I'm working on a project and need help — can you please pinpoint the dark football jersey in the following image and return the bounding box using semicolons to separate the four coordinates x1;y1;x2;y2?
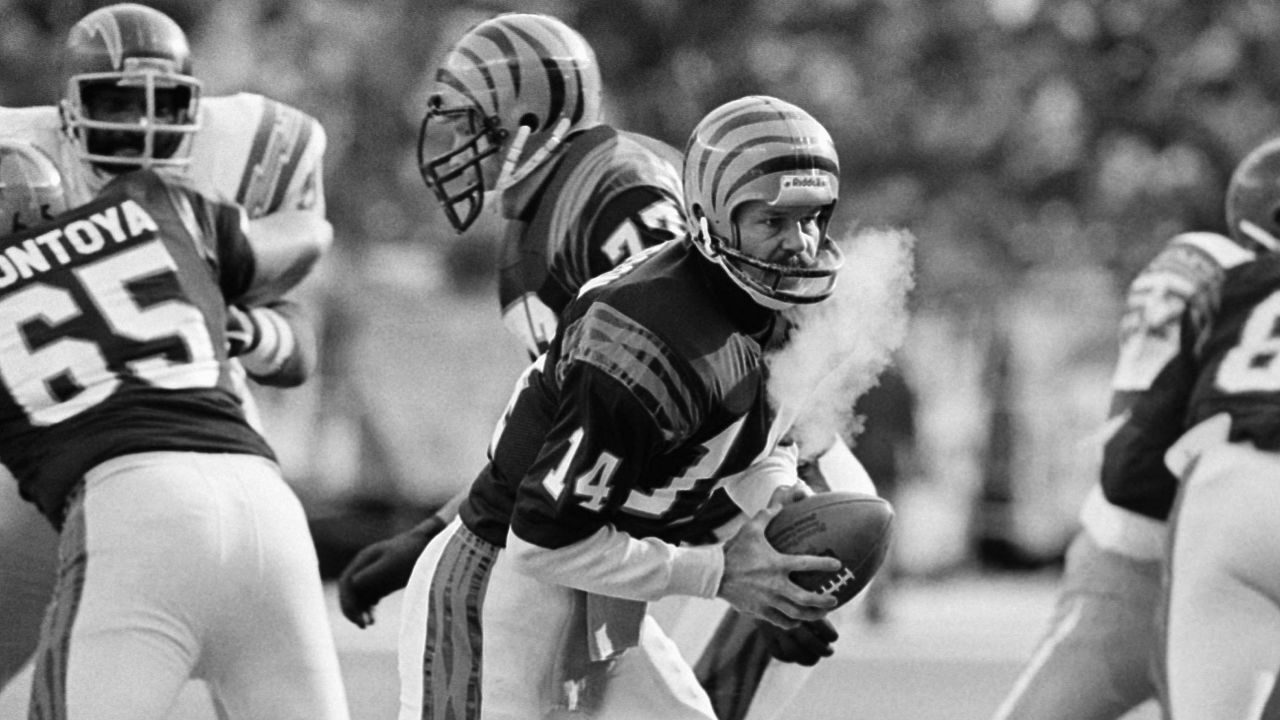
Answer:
0;170;274;522
1182;252;1280;448
1100;232;1254;519
497;125;684;356
461;240;783;549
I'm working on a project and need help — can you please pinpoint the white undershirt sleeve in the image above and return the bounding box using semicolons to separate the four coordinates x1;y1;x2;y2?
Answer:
506;525;724;602
722;442;805;517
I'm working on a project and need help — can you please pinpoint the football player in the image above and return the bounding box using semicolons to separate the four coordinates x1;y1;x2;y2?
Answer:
1161;136;1280;719
0;1;329;694
0;139;347;719
335;13;875;720
335;14;878;720
991;138;1280;720
335;11;684;623
395;95;848;720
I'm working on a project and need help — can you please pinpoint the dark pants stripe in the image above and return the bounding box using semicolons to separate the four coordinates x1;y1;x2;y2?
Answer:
693;609;772;720
29;492;88;720
423;525;498;720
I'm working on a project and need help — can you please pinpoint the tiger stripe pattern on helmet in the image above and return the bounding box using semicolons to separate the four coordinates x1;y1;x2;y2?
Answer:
684;96;839;229
420;12;604;232
681;95;843;307
435;13;598;136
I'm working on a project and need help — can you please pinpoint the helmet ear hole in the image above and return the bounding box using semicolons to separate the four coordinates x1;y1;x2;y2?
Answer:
518;112;540;130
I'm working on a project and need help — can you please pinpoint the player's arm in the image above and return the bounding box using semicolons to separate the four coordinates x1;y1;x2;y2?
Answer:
507;366;837;627
226;299;316;387
336;489;465;628
231;100;331;301
239;210;332;305
1098;233;1233;520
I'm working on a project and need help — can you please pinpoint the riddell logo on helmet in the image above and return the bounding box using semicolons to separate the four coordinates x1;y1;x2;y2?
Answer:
780;175;830;190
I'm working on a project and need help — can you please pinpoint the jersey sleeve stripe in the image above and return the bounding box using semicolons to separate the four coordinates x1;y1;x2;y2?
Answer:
264;116;314;215
234;99;279;208
560;302;695;437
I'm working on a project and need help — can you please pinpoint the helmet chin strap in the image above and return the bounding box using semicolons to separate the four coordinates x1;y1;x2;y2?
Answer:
1239;219;1280;252
697;216;795;311
494;118;571;194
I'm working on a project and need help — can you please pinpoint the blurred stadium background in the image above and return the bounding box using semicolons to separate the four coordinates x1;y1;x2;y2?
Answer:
2;0;1277;716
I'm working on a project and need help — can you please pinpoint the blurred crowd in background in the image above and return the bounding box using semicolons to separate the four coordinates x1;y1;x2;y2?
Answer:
5;0;1279;579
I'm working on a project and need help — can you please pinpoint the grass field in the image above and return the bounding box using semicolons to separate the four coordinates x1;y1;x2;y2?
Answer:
0;569;1162;720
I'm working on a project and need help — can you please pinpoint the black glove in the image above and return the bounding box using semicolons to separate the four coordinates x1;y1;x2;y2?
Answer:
758;617;838;666
337;515;446;628
225;304;260;357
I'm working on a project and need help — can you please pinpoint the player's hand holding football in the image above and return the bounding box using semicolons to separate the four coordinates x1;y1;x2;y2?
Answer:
718;485;841;629
337;514;446;628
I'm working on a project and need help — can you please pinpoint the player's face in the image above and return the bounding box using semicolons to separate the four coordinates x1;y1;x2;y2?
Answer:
425;107;501;190
732;201;825;267
83;83;186;162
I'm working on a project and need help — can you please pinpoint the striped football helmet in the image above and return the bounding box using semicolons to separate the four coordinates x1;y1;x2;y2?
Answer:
683;95;843;308
417;13;603;232
60;3;201;173
0;139;67;233
1227;135;1280;253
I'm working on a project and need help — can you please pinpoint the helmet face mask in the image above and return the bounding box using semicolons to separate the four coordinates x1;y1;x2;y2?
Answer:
416;13;603;233
706;213;846;305
418;95;507;232
60;4;202;174
1227;136;1280;253
684;96;844;308
0;140;67;233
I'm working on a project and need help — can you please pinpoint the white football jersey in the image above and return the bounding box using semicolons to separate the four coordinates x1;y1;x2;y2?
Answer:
0;92;326;220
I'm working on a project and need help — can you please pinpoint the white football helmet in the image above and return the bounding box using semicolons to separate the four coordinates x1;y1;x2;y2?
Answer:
60;3;202;174
683;95;843;308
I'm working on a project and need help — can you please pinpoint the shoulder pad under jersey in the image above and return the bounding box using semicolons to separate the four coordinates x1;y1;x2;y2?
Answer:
0;105;98;206
1167;231;1254;271
1110;231;1239;392
191;93;327;219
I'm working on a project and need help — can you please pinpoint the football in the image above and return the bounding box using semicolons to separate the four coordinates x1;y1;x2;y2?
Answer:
764;491;895;608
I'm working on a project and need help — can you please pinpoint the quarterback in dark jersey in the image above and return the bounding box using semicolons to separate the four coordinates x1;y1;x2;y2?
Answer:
0;142;347;719
992;138;1280;720
396;95;847;720
337;12;683;623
